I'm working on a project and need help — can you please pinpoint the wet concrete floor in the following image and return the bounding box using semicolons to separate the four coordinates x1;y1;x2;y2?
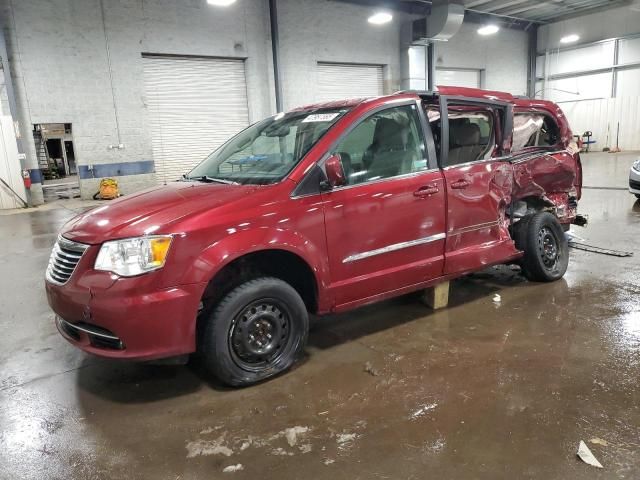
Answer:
1;152;639;479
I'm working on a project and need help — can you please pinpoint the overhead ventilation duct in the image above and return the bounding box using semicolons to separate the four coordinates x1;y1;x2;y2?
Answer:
412;0;464;43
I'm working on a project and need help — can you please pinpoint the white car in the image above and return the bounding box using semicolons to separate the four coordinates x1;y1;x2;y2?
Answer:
631;159;640;199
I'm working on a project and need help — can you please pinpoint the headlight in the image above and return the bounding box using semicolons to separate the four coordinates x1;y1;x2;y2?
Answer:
95;235;172;277
633;159;640;171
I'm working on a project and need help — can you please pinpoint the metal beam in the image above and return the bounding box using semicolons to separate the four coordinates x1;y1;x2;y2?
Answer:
534;0;632;21
527;24;538;97
469;0;532;13
268;0;283;112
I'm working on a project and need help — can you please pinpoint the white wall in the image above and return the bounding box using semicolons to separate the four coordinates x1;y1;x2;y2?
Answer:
538;4;640;51
0;68;9;116
433;22;529;96
0;115;26;209
278;0;405;110
0;0;274;199
536;3;640;150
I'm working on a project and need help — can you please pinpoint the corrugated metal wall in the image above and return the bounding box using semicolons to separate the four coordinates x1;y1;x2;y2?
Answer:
560;97;640;150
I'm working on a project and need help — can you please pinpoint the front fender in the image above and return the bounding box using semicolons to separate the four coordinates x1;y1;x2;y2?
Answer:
180;227;332;307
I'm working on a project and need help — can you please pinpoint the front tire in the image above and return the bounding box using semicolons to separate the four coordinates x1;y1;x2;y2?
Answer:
199;277;309;387
514;212;569;282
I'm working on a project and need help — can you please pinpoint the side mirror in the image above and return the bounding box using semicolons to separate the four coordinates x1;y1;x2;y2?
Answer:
323;154;346;189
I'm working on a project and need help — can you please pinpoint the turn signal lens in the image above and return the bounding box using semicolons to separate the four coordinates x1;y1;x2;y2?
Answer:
150;237;172;265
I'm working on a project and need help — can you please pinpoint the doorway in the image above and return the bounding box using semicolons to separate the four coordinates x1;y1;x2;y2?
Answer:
33;123;80;201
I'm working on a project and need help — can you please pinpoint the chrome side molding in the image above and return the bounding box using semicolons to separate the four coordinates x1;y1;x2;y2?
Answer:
343;233;446;263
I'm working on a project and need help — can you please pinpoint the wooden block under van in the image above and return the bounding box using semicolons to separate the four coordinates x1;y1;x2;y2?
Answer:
422;281;450;310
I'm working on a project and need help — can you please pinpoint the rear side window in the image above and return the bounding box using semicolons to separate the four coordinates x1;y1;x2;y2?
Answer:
513;113;560;151
446;106;495;166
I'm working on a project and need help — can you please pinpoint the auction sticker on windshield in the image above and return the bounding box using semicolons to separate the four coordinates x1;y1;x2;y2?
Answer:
302;113;341;123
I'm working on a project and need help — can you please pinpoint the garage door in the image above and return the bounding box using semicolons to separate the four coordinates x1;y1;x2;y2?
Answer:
316;63;384;102
435;68;482;89
143;56;250;183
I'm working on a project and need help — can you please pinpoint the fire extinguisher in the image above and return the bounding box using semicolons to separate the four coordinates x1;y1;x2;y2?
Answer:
22;169;31;189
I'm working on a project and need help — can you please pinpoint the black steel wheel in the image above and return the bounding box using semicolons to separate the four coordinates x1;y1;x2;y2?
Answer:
229;299;293;372
537;226;560;270
514;212;569;282
199;277;308;387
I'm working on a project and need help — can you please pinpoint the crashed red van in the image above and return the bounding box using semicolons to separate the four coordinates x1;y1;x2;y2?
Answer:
46;87;584;386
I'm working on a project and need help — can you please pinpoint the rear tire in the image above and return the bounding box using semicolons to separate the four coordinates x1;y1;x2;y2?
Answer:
635;194;640;199
514;212;569;282
199;277;308;387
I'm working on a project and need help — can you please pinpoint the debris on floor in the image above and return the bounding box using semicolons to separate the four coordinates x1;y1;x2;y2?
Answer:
409;402;438;420
336;433;358;451
577;440;603;468
567;240;633;257
565;230;585;243
299;443;312;454
271;447;294;456
222;464;244;473
492;294;502;304
363;361;379;376
186;436;234;458
284;426;309;447
589;437;609;447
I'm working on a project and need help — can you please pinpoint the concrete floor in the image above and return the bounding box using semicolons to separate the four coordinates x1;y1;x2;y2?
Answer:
1;152;639;479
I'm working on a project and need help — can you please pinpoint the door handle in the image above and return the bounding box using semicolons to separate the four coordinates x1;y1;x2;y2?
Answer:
451;179;470;189
413;185;440;197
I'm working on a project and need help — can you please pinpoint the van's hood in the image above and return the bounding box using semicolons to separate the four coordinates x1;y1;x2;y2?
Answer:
62;181;258;244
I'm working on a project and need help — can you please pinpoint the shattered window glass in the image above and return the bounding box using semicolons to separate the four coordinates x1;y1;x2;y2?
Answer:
513;113;560;151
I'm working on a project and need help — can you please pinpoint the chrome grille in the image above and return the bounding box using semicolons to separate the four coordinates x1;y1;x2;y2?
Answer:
46;236;89;285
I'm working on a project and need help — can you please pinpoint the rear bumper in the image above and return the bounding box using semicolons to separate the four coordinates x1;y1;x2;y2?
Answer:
46;275;207;361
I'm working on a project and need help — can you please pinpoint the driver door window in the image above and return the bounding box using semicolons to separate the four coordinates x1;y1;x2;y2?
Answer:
332;104;428;185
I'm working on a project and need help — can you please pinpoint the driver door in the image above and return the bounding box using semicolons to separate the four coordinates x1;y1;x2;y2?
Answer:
321;101;446;309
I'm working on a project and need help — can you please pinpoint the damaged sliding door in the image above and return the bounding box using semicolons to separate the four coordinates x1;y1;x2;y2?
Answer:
439;96;520;274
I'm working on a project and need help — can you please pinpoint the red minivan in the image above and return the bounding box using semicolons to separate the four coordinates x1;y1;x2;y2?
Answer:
46;87;583;386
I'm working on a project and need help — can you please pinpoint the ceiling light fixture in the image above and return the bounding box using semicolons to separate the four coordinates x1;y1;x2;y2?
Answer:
560;34;580;44
477;24;499;35
207;0;237;6
368;11;393;25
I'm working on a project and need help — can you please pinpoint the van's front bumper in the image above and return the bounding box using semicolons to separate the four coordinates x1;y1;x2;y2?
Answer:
46;273;207;361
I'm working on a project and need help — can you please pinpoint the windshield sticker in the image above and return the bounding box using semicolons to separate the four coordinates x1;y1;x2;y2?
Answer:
302;113;341;123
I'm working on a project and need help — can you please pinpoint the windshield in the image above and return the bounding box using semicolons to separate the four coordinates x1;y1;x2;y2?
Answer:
187;108;349;185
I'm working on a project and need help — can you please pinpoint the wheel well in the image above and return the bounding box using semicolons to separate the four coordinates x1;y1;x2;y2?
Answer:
510;196;555;225
200;249;318;314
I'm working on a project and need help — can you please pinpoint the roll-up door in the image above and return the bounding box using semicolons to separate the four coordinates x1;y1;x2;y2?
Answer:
435;68;482;89
143;56;250;183
316;62;384;102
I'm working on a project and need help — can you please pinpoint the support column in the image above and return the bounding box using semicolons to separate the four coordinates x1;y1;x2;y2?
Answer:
0;17;43;205
527;25;538;98
269;0;283;113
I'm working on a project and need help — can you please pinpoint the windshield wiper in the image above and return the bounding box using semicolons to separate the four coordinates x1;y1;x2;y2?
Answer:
186;175;239;185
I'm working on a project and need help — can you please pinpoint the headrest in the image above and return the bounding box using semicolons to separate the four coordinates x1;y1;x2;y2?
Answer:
374;118;406;150
451;122;480;147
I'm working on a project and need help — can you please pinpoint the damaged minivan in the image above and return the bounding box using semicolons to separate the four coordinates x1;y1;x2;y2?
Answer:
46;86;584;386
